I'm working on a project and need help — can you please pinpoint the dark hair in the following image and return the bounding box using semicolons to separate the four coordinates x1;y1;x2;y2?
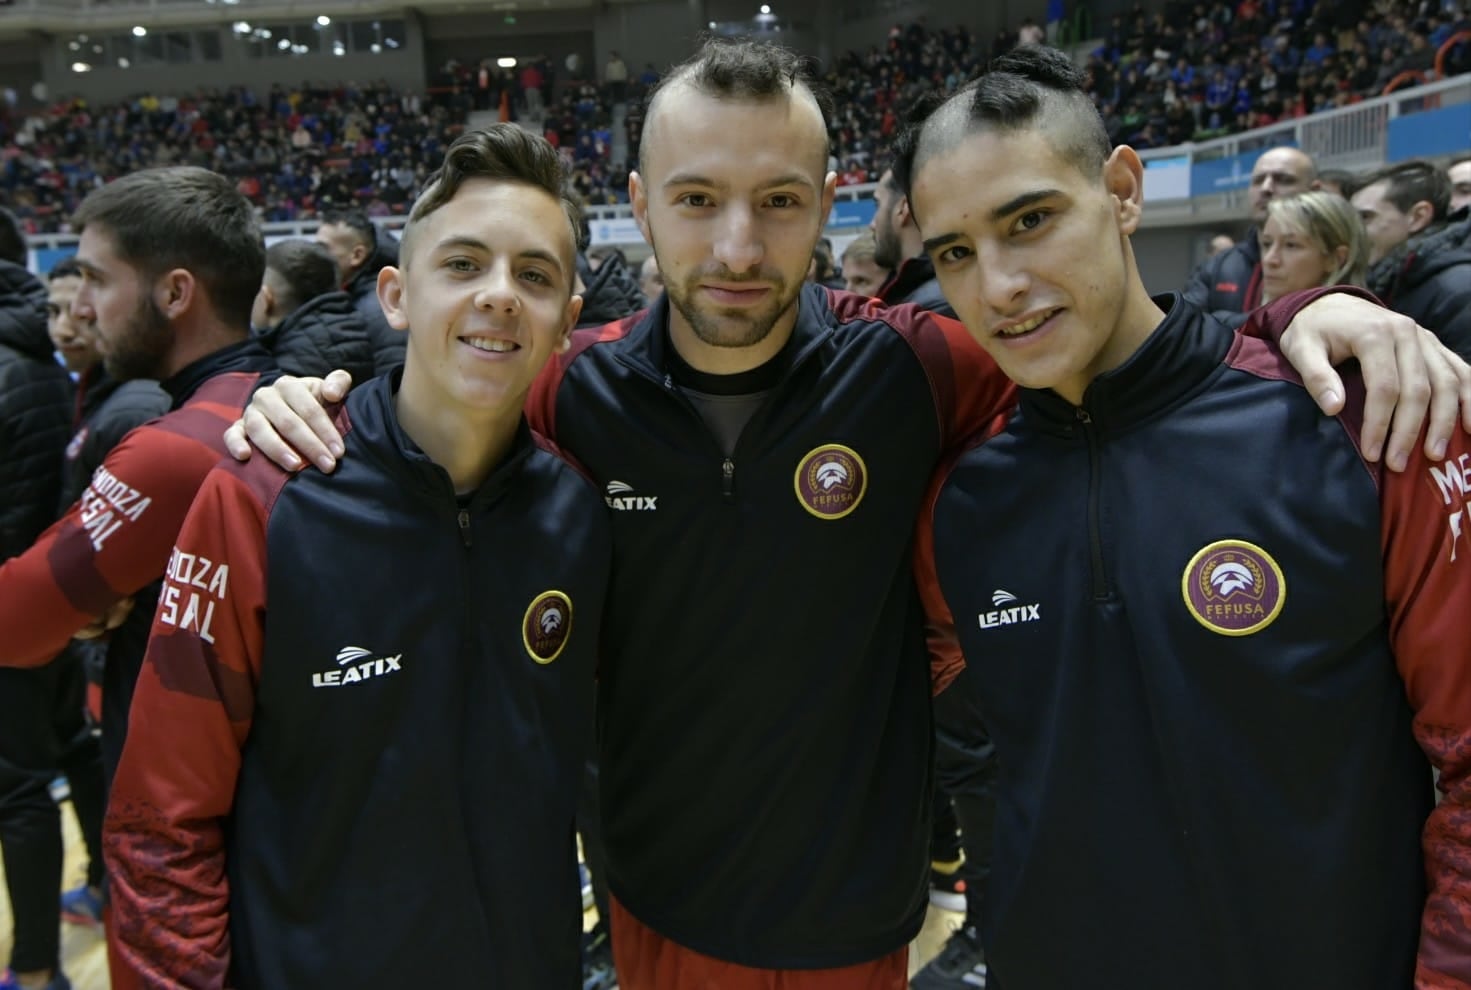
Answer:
48;257;82;281
639;38;833;171
1317;168;1361;199
403;124;582;271
0;207;25;266
892;45;1110;200
265;239;340;314
322;209;378;255
1361;160;1451;221
72;166;265;328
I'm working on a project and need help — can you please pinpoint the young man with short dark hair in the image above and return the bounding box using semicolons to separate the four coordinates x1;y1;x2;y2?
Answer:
251;239;375;382
902;46;1471;989
104;125;610;989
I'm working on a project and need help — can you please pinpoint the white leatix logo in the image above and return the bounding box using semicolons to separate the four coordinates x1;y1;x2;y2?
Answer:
312;646;404;688
978;589;1041;629
604;480;658;511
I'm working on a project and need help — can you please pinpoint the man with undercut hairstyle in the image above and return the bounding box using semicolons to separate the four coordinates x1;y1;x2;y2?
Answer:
252;239;375;382
106;125;610;989
229;38;1468;990
898;44;1471;989
314;210;404;374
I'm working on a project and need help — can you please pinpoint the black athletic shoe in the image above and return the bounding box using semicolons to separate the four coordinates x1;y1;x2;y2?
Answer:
910;923;986;989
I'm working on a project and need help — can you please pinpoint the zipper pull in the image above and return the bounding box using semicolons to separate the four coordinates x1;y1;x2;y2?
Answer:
1075;408;1092;424
458;509;472;548
721;458;735;498
663;373;675;390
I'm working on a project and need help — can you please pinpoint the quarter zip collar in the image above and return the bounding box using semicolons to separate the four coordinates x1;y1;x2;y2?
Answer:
350;368;535;511
160;336;276;410
1020;294;1233;437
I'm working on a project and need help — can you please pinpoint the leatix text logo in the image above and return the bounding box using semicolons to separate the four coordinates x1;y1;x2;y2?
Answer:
312;646;404;688
977;588;1042;630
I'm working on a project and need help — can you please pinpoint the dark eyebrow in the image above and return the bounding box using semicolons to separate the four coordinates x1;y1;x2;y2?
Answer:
988;189;1061;222
921;189;1064;255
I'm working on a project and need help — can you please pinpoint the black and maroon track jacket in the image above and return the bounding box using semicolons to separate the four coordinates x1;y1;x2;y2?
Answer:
105;372;611;989
917;293;1471;989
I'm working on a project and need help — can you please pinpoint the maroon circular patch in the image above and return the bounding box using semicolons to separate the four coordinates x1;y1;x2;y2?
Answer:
523;591;572;664
793;444;868;520
1182;539;1286;637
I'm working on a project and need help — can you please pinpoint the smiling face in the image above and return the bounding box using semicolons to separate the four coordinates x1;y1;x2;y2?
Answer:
380;178;581;423
909;120;1161;405
631;82;835;371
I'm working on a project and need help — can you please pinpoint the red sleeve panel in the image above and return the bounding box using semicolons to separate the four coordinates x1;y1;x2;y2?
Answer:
1382;428;1471;989
1240;284;1382;342
525;318;635;439
104;460;277;990
828;292;1018;453
914;461;964;696
0;371;263;669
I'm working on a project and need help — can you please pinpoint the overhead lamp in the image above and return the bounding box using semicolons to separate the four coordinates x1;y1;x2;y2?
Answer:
497;56;516;67
316;15;331;26
71;62;91;72
132;26;147;37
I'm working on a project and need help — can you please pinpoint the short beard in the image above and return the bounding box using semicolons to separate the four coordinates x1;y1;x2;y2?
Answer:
102;295;172;382
651;231;801;351
872;215;903;271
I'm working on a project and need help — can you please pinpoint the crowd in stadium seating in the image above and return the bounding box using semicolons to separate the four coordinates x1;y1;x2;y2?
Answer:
1;0;1468;232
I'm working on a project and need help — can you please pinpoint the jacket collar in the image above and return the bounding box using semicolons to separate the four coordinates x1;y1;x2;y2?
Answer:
1019;294;1232;436
877;254;939;307
160;336;277;409
349;368;536;509
614;282;834;384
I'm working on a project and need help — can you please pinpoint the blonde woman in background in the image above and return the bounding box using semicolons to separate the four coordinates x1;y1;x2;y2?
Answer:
1259;190;1371;303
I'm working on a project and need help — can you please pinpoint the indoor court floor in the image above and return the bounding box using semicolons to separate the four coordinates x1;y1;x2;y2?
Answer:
0;803;964;987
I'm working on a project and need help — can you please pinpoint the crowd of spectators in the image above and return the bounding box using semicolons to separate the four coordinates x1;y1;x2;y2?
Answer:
1;0;1468;233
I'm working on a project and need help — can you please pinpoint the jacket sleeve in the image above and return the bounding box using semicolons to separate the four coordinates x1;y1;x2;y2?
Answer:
76;386;171;496
0;359;71;562
1237;284;1382;342
104;467;266;990
913;462;965;695
912;311;1017;454
1379;425;1471;989
1414;278;1471;363
0;426;215;668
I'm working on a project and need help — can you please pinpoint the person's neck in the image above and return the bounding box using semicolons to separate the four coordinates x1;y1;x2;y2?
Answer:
667;302;798;376
161;321;249;379
1053;286;1168;407
900;227;925;264
395;364;520;496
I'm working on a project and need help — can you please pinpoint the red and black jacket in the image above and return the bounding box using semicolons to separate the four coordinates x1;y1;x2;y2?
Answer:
916;295;1471;989
526;283;1014;967
0;338;277;778
105;372;612;988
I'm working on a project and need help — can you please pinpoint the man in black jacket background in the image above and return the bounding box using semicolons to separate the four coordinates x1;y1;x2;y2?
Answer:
0;209;83;990
251;239;376;383
1182;146;1319;317
870;168;957;318
1354;160;1471;360
314;211;404;374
